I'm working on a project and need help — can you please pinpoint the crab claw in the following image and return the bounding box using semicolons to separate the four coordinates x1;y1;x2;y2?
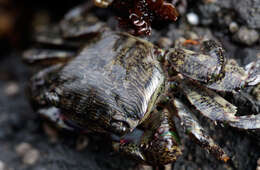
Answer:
206;58;260;92
206;64;248;92
165;47;225;83
112;109;182;165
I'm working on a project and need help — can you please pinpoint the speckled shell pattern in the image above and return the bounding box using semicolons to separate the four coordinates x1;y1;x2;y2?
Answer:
44;32;165;136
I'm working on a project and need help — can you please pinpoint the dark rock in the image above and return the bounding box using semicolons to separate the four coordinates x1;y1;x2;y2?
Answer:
233;0;260;30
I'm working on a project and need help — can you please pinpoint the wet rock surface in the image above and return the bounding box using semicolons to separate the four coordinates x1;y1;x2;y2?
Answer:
0;1;260;170
197;0;260;30
232;0;260;30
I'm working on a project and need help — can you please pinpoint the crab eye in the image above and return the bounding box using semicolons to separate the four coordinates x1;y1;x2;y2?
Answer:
110;120;130;136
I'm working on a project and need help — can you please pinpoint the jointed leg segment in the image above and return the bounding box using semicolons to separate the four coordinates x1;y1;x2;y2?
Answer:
112;108;182;165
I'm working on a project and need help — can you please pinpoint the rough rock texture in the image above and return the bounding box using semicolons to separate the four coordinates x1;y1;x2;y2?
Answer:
232;0;260;30
197;0;260;30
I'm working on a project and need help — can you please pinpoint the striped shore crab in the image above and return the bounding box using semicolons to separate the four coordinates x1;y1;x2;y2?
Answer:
23;5;260;166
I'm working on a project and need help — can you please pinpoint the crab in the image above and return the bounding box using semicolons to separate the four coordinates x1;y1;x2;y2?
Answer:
23;4;260;167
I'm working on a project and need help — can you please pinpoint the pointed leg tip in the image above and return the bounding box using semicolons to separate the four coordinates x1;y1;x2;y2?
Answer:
221;155;230;162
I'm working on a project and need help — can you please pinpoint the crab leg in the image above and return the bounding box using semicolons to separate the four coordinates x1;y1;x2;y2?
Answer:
60;6;108;39
37;107;74;131
228;114;260;130
112;108;182;165
58;2;110;39
178;79;238;123
33;25;81;47
171;98;229;162
177;78;260;132
23;48;75;66
165;40;258;92
28;64;64;108
112;129;147;163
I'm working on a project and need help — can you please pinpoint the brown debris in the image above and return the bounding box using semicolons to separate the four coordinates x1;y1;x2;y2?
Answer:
109;0;179;35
